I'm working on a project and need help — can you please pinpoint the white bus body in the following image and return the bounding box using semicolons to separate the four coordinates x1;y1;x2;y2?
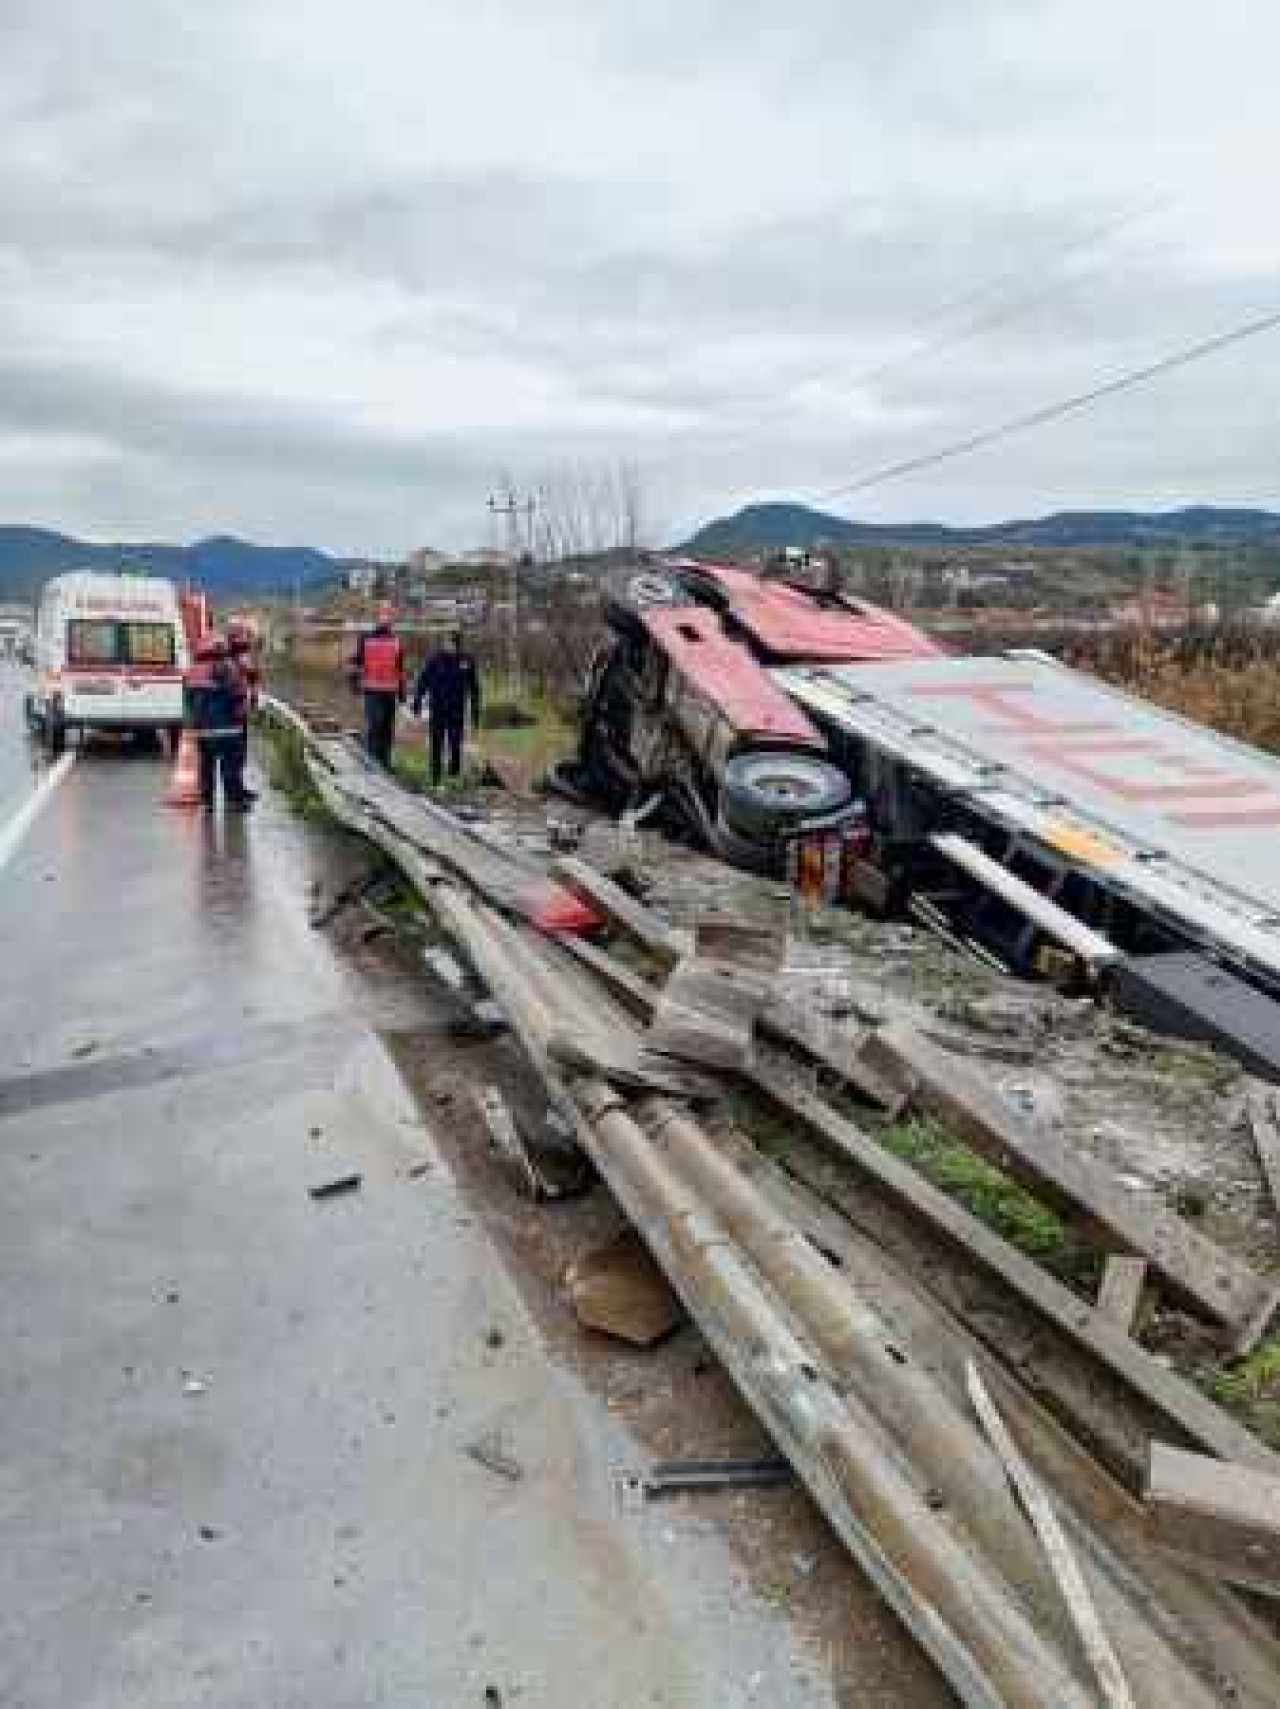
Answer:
26;572;189;751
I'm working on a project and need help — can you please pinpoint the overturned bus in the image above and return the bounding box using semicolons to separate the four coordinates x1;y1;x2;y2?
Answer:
559;560;1280;1075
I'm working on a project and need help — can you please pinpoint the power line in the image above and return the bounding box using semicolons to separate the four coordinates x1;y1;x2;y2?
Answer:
657;200;1163;487
658;200;1166;541
813;305;1280;505
838;200;1165;396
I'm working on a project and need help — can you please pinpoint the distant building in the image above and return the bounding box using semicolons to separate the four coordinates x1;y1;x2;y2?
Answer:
346;563;378;595
417;591;488;625
457;546;519;570
405;546;449;576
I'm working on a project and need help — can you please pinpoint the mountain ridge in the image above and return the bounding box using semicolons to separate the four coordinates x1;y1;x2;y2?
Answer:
685;502;1280;555
0;525;350;602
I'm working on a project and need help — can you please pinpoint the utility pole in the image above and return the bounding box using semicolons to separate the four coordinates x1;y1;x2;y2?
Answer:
487;488;536;694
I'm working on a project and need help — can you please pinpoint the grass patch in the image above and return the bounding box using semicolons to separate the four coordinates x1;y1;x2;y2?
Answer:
727;1093;1094;1283
727;1094;798;1162
390;743;486;795
1202;1333;1280;1450
391;682;573;795
1212;1333;1280;1405
480;683;574;786
260;718;331;821
873;1117;1100;1283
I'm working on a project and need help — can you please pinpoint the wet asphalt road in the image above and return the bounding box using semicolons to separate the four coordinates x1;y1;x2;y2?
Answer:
0;697;838;1708
0;658;51;821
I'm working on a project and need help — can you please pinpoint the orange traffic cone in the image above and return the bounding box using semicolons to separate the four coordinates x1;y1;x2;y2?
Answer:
165;728;203;807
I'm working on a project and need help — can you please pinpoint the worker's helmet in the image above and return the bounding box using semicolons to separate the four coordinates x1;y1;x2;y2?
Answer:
376;601;397;625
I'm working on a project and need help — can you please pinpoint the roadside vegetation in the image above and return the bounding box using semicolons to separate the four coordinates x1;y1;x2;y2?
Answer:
871;1116;1100;1285
1070;627;1280;755
389;687;573;797
260;716;330;819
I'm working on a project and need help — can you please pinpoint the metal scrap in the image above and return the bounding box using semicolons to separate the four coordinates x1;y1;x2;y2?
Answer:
615;1456;795;1508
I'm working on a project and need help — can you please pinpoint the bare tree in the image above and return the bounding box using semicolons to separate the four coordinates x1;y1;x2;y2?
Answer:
532;460;649;566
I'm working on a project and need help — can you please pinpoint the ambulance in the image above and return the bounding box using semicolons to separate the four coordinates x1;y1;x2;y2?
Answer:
24;571;190;753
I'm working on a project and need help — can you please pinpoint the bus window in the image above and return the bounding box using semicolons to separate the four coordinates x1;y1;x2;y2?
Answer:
68;620;120;665
125;622;176;666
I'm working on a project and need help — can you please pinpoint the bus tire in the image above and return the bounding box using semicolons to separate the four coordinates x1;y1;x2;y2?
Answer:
720;750;851;841
712;808;782;876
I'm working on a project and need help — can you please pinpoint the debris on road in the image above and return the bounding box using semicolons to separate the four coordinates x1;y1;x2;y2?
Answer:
1246;1088;1280;1232
474;1084;590;1201
309;868;383;930
308;1172;363;1201
447;996;508;1040
967;1360;1137;1709
475;1085;542;1201
465;1429;524;1483
617;1456;796;1506
860;1022;1280;1351
564;1229;683;1347
646;913;783;1073
265;694;1280;1709
424;945;468;991
1146;1440;1280;1596
1097;1256;1149;1336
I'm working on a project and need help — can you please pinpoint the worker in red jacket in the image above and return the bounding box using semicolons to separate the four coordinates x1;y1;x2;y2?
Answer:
348;602;405;767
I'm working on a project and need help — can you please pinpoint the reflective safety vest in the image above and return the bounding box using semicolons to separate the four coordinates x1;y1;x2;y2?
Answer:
360;630;403;693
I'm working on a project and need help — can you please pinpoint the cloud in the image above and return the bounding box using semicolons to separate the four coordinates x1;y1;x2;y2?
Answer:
1;1;1279;552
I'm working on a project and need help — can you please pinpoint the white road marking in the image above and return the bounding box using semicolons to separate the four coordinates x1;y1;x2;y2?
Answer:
0;752;76;876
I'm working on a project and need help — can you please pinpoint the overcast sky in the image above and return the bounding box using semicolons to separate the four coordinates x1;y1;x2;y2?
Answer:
2;1;1278;554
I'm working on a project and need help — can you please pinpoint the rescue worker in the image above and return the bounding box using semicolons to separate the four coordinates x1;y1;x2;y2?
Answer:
411;629;482;787
348;602;406;768
225;615;260;801
184;633;253;810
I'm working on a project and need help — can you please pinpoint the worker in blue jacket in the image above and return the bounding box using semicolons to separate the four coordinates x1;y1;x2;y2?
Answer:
184;633;253;810
411;630;482;786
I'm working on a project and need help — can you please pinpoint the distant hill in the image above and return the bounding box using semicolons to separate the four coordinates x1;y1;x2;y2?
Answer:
0;526;350;603
686;502;1280;556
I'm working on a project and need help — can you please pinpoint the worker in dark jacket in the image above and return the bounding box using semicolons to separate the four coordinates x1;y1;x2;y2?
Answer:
412;630;482;786
184;633;253;810
348;602;405;768
226;615;260;801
